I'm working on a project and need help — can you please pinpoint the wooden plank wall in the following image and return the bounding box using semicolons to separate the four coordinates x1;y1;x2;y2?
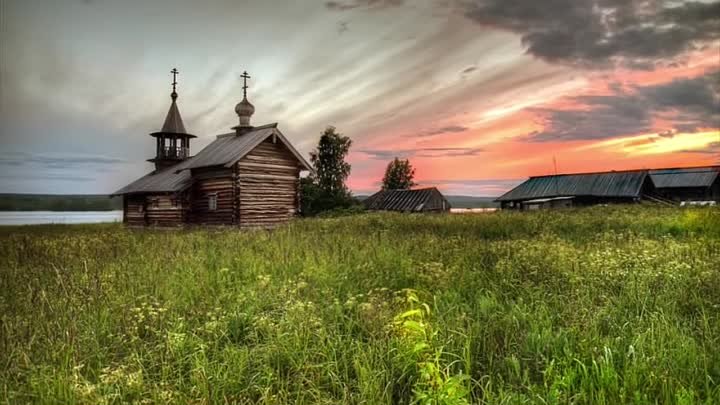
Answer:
145;194;185;226
124;195;147;226
426;190;451;212
237;138;300;228
189;167;235;225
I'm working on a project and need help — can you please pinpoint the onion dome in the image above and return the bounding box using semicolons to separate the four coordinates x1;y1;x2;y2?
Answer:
235;96;255;128
234;71;255;130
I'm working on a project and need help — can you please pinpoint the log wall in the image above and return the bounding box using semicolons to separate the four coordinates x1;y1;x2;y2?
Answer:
189;167;235;225
237;138;300;228
124;195;146;226
145;194;185;227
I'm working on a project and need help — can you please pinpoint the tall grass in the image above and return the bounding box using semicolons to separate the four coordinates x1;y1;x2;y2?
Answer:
1;206;719;404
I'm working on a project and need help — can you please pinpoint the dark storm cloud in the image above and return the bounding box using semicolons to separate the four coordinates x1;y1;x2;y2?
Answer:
326;0;404;11
460;0;720;68
527;70;720;141
326;0;719;68
360;146;483;159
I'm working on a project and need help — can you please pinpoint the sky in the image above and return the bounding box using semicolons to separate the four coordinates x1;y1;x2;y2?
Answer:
0;0;718;197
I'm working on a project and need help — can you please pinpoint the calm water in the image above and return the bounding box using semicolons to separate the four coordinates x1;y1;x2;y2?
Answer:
0;211;123;226
450;208;498;214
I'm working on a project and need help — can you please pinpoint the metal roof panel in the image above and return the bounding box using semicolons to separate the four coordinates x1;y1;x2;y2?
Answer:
649;167;719;188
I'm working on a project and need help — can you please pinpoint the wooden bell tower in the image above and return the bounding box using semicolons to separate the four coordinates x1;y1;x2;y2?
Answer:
148;68;196;171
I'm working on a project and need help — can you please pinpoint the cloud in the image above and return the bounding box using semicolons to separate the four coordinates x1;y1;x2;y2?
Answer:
0;152;127;169
360;146;484;159
0;173;96;182
459;0;720;69
326;0;404;11
326;0;720;69
420;178;526;196
426;178;525;187
680;141;720;154
527;70;720;141
410;125;469;138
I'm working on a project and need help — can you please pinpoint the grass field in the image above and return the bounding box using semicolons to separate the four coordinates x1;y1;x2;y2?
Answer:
1;206;719;404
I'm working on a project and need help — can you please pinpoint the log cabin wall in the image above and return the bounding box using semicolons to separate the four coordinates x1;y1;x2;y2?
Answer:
236;137;300;228
189;167;235;225
124;195;147;226
145;193;185;227
426;190;451;212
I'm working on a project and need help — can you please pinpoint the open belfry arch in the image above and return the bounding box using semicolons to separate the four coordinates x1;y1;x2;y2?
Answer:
113;69;312;228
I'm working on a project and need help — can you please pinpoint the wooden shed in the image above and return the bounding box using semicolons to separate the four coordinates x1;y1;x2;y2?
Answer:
364;187;451;213
113;70;311;228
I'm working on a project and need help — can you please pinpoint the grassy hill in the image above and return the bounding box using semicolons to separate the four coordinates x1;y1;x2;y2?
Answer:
0;194;122;211
2;206;718;403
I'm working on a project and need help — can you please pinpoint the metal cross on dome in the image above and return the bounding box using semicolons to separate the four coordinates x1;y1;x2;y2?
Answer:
240;71;251;99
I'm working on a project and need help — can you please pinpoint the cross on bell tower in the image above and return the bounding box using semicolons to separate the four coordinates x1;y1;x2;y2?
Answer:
171;68;179;100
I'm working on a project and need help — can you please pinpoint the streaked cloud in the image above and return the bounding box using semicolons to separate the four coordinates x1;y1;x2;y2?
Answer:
0;152;127;169
360;146;484;159
325;0;405;11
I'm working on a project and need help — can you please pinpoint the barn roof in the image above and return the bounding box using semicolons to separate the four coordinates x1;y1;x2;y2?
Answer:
180;123;312;171
649;166;719;188
112;158;194;196
495;170;648;202
364;187;448;212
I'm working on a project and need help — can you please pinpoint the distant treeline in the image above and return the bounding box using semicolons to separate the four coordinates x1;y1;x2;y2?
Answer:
0;194;123;211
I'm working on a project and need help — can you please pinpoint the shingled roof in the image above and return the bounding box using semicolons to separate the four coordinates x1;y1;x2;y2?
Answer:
364;187;450;212
180;123;312;171
112;157;194;196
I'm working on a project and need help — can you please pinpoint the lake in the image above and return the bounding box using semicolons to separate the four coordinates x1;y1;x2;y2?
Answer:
450;208;498;214
0;211;123;226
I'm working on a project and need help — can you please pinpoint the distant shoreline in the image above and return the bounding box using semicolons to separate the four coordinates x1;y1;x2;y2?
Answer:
0;194;122;212
0;193;499;211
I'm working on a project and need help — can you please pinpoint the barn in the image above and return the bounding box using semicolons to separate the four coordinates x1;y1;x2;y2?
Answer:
113;70;312;228
364;187;451;212
649;167;720;202
496;166;720;210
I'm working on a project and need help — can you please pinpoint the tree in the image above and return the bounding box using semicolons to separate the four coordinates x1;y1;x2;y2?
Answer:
300;126;355;215
382;157;416;190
